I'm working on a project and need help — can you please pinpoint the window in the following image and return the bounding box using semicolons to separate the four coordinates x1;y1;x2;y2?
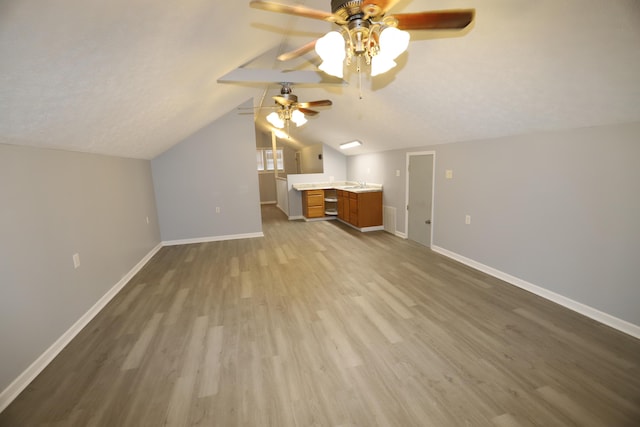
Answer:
256;150;265;171
256;149;283;172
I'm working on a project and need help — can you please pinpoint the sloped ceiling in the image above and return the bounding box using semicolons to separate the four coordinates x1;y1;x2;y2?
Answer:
1;0;639;159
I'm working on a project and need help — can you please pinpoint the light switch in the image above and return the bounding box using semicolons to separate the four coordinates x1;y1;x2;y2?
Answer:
73;253;80;269
396;170;400;177
446;170;453;179
465;215;471;225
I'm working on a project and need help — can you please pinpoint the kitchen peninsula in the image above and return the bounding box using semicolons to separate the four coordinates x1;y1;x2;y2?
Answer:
293;182;383;232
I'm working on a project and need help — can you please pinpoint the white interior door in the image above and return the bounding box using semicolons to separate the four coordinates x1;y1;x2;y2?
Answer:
407;153;434;247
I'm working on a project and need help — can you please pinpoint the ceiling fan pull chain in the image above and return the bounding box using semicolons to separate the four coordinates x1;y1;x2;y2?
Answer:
357;56;364;99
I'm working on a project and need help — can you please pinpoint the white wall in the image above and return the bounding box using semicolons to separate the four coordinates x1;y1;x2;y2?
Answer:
0;144;161;401
347;122;640;330
151;99;262;242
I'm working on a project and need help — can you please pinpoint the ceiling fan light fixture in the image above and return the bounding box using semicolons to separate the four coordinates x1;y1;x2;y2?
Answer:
371;55;397;76
316;31;346;77
340;140;362;150
267;111;285;128
290;109;308;126
316;31;345;62
378;26;410;60
318;60;344;78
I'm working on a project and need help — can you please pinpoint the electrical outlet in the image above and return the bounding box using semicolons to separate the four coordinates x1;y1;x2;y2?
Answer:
465;215;471;225
145;216;149;224
73;253;81;269
396;170;400;177
216;207;221;214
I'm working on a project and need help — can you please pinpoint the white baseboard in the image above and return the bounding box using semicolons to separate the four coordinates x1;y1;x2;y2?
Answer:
260;201;276;205
0;243;163;414
162;232;263;246
431;245;640;340
395;231;407;239
288;215;304;221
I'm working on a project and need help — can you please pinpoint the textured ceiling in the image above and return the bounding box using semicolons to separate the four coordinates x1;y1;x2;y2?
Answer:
1;0;640;159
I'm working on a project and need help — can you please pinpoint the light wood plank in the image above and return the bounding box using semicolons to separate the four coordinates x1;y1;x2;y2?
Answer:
2;205;639;427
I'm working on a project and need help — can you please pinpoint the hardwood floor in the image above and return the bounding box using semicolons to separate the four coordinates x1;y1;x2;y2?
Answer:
2;204;639;426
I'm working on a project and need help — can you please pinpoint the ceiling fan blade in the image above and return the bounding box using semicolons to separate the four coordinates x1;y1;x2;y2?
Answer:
273;96;295;106
277;39;317;62
391;9;475;31
297;100;332;108
298;108;319;116
250;1;338;22
360;0;402;19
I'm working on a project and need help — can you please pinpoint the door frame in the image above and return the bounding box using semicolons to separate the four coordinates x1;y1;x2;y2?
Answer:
405;151;436;247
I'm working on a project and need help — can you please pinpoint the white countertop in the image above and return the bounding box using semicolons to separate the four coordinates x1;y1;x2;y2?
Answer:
292;181;383;193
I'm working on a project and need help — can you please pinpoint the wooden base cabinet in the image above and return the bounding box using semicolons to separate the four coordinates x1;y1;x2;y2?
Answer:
302;189;325;218
306;189;382;227
337;190;346;221
345;191;382;228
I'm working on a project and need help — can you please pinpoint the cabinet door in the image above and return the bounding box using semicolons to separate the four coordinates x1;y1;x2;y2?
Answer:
349;193;359;226
337;190;345;220
356;191;383;227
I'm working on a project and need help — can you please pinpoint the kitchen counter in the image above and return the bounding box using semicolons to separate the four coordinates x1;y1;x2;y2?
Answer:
292;181;382;193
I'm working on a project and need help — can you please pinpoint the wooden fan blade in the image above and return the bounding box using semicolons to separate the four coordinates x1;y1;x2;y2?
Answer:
298;108;319;116
297;100;332;108
277;39;317;62
250;1;337;22
361;0;402;19
392;9;475;31
273;96;294;106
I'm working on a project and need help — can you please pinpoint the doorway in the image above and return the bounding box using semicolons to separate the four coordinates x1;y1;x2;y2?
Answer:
406;152;435;247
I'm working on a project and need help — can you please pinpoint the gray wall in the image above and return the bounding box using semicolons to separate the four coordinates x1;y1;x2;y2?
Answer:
0;144;160;393
258;172;277;204
287;144;348;218
347;122;640;327
151;100;262;242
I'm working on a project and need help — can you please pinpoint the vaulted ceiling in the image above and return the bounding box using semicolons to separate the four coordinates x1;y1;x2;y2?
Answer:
2;0;639;159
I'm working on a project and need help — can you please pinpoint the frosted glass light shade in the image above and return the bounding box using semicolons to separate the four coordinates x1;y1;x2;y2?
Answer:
267;111;285;128
316;31;345;62
290;109;307;126
379;27;410;60
316;31;345;78
371;55;397;76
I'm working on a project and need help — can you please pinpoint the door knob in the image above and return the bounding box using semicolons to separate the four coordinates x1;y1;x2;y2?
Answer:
425;219;432;225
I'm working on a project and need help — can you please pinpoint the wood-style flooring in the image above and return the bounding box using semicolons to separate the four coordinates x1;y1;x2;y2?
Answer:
1;205;639;426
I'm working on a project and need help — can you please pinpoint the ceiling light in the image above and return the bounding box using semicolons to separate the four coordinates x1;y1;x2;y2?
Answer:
315;24;409;78
316;31;346;78
266;111;285;128
340;140;362;150
290;109;307;127
268;107;309;129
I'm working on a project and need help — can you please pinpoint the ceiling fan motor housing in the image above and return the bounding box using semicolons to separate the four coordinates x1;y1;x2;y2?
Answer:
332;0;364;20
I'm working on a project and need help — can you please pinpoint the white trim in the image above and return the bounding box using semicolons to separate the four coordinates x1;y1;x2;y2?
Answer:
360;225;384;232
162;232;264;246
0;243;163;414
431;245;640;340
260;200;277;205
336;218;383;232
405;151;436;247
395;231;407;239
288;215;305;220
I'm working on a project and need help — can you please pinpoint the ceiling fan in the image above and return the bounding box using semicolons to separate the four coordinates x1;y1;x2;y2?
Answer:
265;83;332;129
250;0;475;77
